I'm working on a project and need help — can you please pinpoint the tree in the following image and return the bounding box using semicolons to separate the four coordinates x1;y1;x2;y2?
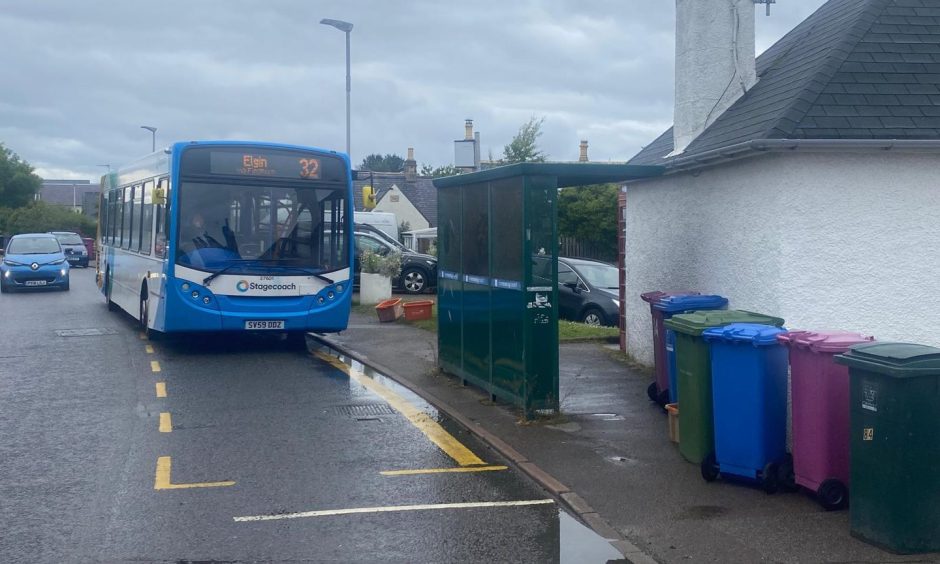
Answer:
360;153;405;172
0;143;42;209
502;116;547;164
419;163;461;178
557;183;619;258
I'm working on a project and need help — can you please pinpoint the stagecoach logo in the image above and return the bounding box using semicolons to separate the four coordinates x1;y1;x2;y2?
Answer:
235;279;298;293
236;280;250;293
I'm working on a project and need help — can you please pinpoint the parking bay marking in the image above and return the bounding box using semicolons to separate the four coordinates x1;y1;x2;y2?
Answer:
154;456;235;490
380;466;508;476
234;499;554;522
314;351;486;467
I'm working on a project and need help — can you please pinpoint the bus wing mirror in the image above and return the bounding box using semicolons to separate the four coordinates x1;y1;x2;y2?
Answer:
153;186;167;205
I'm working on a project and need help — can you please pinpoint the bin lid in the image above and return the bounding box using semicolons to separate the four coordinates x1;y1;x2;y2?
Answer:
664;309;785;336
777;330;874;353
703;323;787;346
653;294;728;313
640;291;699;304
834;342;940;378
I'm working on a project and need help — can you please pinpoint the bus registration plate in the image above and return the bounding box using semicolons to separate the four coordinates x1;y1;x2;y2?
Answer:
245;320;284;330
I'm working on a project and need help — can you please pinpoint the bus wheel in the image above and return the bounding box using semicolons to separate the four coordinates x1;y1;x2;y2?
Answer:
285;331;308;351
139;296;161;341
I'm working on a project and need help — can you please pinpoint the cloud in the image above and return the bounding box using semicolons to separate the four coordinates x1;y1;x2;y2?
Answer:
0;0;827;179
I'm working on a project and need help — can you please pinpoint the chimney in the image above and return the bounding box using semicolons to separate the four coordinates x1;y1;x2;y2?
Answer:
579;140;589;162
403;147;417;182
465;119;474;140
672;0;757;155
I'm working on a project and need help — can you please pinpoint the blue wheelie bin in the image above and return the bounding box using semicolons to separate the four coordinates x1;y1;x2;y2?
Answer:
700;323;791;493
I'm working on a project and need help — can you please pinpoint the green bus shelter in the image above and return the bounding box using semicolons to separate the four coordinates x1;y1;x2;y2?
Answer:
433;162;663;416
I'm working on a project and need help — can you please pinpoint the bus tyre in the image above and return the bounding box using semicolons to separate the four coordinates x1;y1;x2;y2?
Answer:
139;297;160;341
285;331;308;351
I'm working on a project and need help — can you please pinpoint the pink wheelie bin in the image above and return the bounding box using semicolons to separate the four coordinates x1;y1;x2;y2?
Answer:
778;330;874;510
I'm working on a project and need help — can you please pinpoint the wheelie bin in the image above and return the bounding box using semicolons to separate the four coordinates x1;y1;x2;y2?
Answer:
664;310;785;465
640;292;728;407
778;330;874;510
700;323;790;493
834;342;940;554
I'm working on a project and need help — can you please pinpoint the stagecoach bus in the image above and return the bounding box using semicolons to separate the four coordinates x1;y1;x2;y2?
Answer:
97;141;353;342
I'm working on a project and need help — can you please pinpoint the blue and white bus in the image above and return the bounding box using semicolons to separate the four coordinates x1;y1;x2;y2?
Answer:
97;141;353;341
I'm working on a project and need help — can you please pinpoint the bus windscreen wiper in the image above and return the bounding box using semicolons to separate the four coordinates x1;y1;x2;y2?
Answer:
203;260;264;286
265;265;335;284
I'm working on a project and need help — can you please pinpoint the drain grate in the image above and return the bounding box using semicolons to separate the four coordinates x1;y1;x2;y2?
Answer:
333;404;397;417
55;328;119;337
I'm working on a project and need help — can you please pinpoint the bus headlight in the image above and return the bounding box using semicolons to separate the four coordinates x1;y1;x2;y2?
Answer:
191;290;199;299
336;284;344;293
182;283;190;291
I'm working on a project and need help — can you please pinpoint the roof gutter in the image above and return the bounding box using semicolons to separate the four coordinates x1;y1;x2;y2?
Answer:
660;139;940;173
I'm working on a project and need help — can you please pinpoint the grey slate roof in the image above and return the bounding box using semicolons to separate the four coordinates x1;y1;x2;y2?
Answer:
352;172;438;227
630;0;940;165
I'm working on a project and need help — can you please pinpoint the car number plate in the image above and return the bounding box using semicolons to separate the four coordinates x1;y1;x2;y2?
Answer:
245;320;284;330
25;280;47;287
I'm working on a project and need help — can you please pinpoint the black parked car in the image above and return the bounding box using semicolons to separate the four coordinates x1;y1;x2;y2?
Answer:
353;229;437;294
50;231;89;267
534;256;619;326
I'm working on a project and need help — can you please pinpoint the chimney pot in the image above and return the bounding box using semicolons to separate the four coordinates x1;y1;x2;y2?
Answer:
404;147;417;181
465;119;474;140
579;140;589;162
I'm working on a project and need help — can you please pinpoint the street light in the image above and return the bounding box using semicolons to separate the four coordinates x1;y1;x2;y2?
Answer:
320;18;353;159
140;125;157;152
97;164;111;173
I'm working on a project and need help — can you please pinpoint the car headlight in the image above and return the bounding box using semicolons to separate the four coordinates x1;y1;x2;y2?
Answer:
612;299;621;308
425;260;435;266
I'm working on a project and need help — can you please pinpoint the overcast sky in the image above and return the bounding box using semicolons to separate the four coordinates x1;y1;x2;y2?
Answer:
0;0;828;180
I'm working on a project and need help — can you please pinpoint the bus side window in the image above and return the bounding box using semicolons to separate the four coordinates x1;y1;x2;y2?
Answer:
132;184;144;252
141;181;154;255
122;186;132;248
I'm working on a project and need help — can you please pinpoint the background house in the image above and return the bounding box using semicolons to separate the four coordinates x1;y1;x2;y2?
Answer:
354;148;437;233
623;0;940;363
38;179;99;217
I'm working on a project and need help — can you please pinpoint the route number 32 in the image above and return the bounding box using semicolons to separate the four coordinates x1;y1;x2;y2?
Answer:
299;158;320;179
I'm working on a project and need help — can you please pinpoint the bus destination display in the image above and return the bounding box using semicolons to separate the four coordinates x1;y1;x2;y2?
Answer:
209;151;321;179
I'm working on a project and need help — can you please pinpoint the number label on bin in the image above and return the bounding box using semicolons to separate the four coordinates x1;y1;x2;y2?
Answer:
863;427;874;441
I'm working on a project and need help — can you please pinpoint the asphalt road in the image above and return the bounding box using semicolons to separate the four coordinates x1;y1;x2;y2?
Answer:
0;267;622;563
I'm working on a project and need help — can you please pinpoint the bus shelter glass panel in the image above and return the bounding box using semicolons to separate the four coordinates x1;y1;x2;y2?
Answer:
490;178;525;401
438;186;462;377
460;182;491;390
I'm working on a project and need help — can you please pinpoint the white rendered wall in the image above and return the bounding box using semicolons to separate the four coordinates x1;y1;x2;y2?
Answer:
374;184;430;232
624;152;940;365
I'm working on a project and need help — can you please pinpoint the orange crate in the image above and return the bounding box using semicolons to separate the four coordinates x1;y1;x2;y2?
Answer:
375;298;403;323
403;300;434;321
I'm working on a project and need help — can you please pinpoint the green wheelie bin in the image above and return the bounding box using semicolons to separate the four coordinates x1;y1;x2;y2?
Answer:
834;342;940;554
664;310;785;464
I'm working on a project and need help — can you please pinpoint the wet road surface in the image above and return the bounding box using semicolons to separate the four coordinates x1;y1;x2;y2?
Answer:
0;268;622;563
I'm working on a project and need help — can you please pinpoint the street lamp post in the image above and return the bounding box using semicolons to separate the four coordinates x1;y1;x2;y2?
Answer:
140;125;157;152
320;18;353;159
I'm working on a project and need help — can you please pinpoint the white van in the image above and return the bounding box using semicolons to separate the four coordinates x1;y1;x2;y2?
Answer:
353;211;398;240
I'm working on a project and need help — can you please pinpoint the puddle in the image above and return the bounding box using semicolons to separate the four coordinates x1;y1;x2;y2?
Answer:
559;510;626;563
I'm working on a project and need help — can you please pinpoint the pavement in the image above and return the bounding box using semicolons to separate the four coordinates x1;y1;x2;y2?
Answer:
314;297;940;564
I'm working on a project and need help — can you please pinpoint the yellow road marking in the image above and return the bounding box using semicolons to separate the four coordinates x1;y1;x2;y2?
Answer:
154;456;235;490
138;332;147;340
155;382;167;398
315;351;485;466
234;499;554;522
380;465;508;476
159;412;172;433
150;360;161;373
145;345;155;354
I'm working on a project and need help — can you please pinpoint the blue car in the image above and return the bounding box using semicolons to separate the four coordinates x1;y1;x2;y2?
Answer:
0;233;71;292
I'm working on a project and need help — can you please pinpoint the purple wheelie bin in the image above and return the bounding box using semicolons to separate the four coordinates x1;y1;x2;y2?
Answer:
641;291;728;407
778;330;874;510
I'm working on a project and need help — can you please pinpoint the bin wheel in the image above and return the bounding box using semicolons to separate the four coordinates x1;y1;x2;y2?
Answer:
701;452;720;482
762;462;779;494
646;382;659;403
817;479;848;511
656;389;670;408
776;454;798;493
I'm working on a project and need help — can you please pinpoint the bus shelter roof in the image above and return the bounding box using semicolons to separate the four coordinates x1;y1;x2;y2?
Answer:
431;162;664;189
